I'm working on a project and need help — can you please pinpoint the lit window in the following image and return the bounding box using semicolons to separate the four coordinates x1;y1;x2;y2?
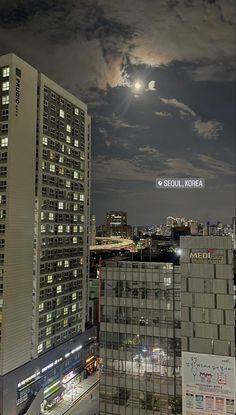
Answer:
38;343;43;353
73;237;77;244
57;260;63;267
66;225;70;233
66;135;71;144
46;339;51;349
2;81;9;91
58;225;63;233
73;270;77;277
73;204;78;211
49;164;55;173
79;225;83;233
58;202;64;210
67;147;71;155
66;124;71;132
57;285;62;293
64;307;68;315
39;303;44;312
80;257;83;265
59;167;64;175
164;277;172;286
2;67;10;77
2;95;9;105
42;162;46;170
72;292;76;300
49;212;54;221
65;180;70;188
41;212;45;220
59;155;64;163
46;313;52;322
63;319;68;327
74;108;79;115
41;225;46;233
80;215;84;222
74;139;79;147
72;304;77;312
47;275;53;283
74;171;78;179
59;109;65;118
1;137;8;148
64;260;69;268
73;193;78;200
73;226;78;233
73;215;77;222
46;326;52;336
80;194;84;201
42;136;48;146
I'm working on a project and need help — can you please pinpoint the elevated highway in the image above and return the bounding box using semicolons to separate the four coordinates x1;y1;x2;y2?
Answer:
90;237;136;252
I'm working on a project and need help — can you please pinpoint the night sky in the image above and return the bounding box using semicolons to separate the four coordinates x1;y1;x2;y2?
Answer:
0;0;235;225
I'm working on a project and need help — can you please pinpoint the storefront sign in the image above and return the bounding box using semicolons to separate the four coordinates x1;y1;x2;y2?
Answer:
182;352;235;415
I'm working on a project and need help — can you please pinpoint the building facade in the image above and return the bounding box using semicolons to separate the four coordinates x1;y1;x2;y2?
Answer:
100;236;236;415
180;236;235;415
100;260;182;415
0;53;95;415
106;211;132;238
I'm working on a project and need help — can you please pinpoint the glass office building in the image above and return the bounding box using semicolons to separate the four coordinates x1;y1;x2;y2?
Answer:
100;260;182;415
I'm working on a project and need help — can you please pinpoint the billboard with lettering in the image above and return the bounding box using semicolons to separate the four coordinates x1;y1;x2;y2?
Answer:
182;352;235;415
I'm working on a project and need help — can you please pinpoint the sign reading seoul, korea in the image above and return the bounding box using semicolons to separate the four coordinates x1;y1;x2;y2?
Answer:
182;352;235;415
189;248;225;264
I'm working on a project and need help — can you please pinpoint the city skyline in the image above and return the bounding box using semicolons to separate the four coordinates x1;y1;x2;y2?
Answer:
0;0;234;224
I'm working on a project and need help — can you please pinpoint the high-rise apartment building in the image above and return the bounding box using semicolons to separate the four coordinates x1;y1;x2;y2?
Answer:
100;260;182;415
0;54;96;415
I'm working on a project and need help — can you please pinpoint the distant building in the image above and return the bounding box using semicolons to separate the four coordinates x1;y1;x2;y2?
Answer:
171;226;190;241
188;220;199;235
105;211;132;238
166;216;176;227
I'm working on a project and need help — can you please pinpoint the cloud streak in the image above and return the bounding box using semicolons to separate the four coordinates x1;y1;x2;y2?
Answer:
160;96;223;140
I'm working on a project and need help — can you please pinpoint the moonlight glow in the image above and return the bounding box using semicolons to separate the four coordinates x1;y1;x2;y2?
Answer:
134;81;142;91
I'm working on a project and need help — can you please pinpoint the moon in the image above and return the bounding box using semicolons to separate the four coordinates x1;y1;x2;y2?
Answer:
134;81;142;90
148;80;156;91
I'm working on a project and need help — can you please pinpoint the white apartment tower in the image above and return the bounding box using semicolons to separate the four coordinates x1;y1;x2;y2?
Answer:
0;54;95;415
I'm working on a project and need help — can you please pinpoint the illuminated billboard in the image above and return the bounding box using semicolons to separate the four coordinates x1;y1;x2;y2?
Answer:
182;352;235;415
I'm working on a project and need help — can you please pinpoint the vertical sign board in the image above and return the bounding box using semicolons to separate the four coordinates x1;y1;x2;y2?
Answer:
182;352;235;415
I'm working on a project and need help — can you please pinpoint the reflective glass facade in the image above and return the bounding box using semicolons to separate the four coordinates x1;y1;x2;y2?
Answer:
100;261;182;415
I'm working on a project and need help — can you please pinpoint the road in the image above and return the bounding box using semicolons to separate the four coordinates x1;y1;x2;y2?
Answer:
66;384;99;415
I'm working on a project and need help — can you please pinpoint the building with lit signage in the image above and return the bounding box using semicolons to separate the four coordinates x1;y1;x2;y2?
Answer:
99;236;235;415
105;211;132;238
99;260;182;415
180;236;235;415
0;53;96;415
